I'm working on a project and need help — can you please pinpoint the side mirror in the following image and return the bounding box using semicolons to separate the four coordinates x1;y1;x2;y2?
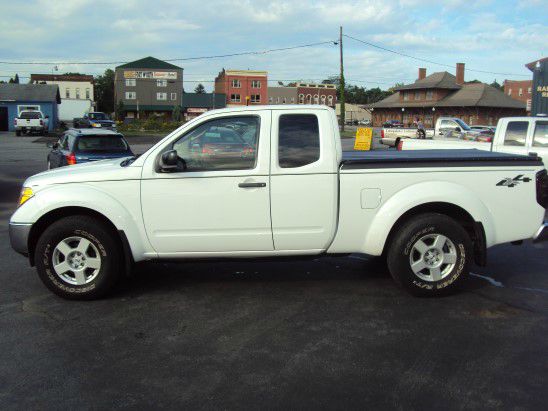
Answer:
160;149;182;172
455;127;461;132
45;115;49;119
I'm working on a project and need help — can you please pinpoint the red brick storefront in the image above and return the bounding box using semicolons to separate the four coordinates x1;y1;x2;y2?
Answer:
214;69;268;106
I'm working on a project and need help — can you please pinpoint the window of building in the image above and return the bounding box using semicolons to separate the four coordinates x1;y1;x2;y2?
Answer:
276;97;280;104
278;114;320;168
503;121;528;146
125;79;136;87
75;88;80;99
231;79;241;88
282;97;287;104
508;89;512;96
85;88;90;99
291;97;295;103
403;92;409;101
320;95;326;104
171;115;259;171
518;88;523;96
65;88;70;98
250;94;260;103
125;91;136;100
313;94;319;104
426;90;433;100
251;80;261;88
415;91;421;100
328;95;333;104
299;94;304;104
157;79;167;87
269;97;273;103
532;122;548;148
528;87;532;94
230;94;241;102
157;92;167;101
306;94;312;104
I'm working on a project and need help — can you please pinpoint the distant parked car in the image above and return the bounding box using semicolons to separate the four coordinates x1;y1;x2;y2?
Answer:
46;129;133;169
14;110;49;136
470;125;496;133
73;112;116;130
344;118;358;125
382;119;404;128
358;119;372;126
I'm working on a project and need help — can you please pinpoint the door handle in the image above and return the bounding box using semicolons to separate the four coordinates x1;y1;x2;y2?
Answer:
238;182;266;188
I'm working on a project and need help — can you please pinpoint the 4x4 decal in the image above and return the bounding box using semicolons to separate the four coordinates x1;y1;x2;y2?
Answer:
496;175;531;188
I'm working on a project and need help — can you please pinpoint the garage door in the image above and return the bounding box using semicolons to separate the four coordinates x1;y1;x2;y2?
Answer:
0;107;8;131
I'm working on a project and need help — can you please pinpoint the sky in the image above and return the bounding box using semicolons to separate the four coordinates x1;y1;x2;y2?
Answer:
0;0;546;91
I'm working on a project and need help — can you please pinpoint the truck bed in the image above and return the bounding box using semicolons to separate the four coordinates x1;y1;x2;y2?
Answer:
341;149;543;169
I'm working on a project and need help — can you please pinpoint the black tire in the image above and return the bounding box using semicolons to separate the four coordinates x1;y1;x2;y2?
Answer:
15;130;21;136
387;213;472;297
35;215;122;300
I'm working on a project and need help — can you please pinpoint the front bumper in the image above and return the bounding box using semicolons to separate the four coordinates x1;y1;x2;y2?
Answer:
533;222;548;243
9;223;32;256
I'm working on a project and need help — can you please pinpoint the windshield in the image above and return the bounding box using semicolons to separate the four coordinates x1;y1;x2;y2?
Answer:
20;111;42;119
455;119;471;131
75;135;129;152
88;113;108;120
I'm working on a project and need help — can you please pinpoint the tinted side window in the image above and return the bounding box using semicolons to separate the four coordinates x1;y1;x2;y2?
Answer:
503;121;528;146
172;116;259;171
533;122;548;148
278;114;320;168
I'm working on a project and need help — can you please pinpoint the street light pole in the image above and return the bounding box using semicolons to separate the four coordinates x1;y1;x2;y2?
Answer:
339;26;345;132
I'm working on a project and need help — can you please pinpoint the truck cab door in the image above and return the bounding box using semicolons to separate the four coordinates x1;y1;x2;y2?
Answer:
493;120;530;157
140;111;273;255
269;109;338;251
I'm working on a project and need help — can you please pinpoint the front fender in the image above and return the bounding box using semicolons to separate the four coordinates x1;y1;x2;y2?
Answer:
10;183;155;261
362;181;495;255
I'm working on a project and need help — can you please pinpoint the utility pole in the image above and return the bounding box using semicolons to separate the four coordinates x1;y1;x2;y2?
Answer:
339;26;345;132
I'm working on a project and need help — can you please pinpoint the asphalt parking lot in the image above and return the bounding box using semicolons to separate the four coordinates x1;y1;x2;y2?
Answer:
0;131;547;409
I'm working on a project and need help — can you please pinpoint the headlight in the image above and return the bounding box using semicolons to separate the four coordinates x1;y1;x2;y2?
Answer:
19;187;34;206
91;123;101;127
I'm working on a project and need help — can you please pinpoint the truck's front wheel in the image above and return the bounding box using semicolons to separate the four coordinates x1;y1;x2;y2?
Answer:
387;213;472;296
35;215;122;300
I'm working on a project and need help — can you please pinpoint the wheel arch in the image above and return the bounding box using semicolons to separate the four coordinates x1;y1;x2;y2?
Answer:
381;202;487;266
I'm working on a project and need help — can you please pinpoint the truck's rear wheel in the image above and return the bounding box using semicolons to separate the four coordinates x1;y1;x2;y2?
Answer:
15;130;21;136
387;213;472;297
35;215;121;300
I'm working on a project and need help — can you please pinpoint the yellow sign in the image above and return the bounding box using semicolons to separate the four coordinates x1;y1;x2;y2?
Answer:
354;127;373;151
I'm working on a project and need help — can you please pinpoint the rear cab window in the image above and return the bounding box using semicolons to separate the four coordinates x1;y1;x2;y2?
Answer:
503;121;529;146
278;114;320;168
19;112;42;119
533;122;548;148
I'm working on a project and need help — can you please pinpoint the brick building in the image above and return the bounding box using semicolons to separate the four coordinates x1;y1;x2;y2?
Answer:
503;80;533;112
114;56;183;119
214;69;267;106
267;86;298;104
295;83;337;107
369;64;526;127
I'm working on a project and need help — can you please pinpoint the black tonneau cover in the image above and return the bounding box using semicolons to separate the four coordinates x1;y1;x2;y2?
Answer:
341;149;543;169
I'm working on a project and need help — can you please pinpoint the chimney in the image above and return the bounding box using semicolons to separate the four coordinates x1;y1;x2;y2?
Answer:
418;68;426;80
456;63;465;85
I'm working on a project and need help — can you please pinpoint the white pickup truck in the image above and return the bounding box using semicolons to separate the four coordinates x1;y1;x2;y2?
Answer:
14;110;49;136
400;117;548;164
381;117;481;147
9;106;548;300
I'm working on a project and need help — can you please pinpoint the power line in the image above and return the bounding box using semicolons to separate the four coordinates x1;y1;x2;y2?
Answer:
0;41;337;66
343;33;530;77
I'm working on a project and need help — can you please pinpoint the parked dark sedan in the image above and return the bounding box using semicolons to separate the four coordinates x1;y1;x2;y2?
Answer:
47;129;133;169
382;119;404;128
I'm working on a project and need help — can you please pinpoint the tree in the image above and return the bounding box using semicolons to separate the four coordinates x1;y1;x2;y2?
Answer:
172;105;182;121
194;83;205;94
94;69;115;113
490;80;503;91
115;100;125;121
8;74;20;84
